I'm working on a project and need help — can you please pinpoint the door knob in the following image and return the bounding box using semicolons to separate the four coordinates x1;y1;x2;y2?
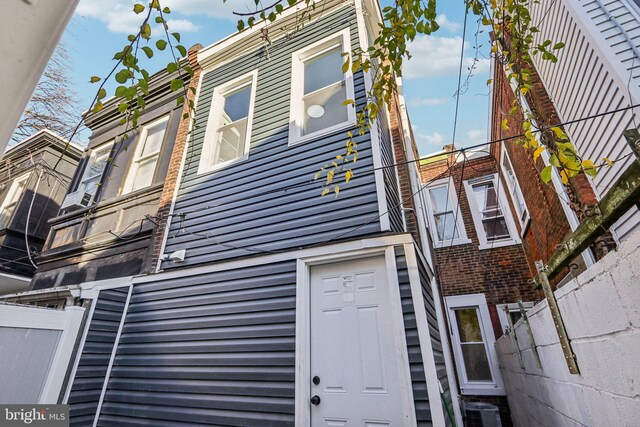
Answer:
312;376;320;385
311;395;321;405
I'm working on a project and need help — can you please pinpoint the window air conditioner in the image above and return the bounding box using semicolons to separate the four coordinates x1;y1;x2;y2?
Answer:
60;187;94;210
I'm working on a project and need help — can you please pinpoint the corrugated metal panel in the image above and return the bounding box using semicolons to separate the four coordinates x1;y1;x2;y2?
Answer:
379;107;404;232
395;246;433;426
530;0;640;240
68;288;128;426
162;6;382;269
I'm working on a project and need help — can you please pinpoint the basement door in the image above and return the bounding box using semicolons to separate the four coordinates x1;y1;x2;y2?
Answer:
309;256;412;425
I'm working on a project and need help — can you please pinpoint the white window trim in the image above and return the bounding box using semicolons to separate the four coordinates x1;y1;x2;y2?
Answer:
197;70;258;175
78;141;114;198
0;172;30;214
424;177;471;248
122;115;169;194
445;293;505;396
496;301;535;333
500;148;531;234
288;28;356;146
463;174;522;250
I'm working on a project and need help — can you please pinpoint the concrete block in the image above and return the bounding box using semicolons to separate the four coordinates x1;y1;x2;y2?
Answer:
573;271;630;337
521;347;543;375
612;255;640;328
557;290;590;340
581;387;623;426
558;382;591;426
530;307;561;347
614;394;640;427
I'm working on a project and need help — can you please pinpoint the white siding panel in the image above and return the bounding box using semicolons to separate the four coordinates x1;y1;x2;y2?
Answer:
530;0;640;241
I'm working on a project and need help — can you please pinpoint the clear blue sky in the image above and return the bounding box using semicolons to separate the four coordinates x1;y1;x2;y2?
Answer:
61;0;491;156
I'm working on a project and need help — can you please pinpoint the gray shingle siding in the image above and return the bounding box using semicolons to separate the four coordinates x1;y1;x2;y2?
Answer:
161;6;383;269
68;287;129;426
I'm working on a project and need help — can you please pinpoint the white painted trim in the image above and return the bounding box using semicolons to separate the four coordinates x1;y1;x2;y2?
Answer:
294;245;417;426
62;279;133;403
34;306;85;403
500;145;531;234
463;174;522;250
403;243;447;426
424;177;472;248
288;28;356;146
445;293;505;396
197;70;258;175
92;283;133;427
156;72;205;272
430;276;464;426
121;115;170;194
0;172;31;225
143;233;415;283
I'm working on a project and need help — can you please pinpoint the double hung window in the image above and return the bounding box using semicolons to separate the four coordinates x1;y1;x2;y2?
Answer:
289;29;355;144
446;294;505;395
424;178;470;247
464;174;520;249
198;71;257;174
500;149;529;230
79;142;113;200
0;173;30;229
123;116;168;194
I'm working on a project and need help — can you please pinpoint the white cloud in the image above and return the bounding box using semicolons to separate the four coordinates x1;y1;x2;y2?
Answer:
416;132;445;148
436;14;461;33
466;128;487;145
403;35;490;79
408;97;449;107
164;19;200;33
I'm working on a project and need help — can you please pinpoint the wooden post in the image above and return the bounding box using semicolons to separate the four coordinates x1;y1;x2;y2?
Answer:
535;261;580;375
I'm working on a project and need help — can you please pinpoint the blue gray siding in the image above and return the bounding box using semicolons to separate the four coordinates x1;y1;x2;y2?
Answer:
378;107;404;232
162;6;382;270
97;261;297;426
395;246;433;426
68;287;129;426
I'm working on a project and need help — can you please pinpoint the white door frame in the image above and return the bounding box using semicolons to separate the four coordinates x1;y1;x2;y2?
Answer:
295;245;417;426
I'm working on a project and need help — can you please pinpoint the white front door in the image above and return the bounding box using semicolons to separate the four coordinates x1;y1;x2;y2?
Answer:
309;256;411;426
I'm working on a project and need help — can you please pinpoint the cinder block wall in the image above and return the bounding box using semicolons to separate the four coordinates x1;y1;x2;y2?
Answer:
496;228;640;426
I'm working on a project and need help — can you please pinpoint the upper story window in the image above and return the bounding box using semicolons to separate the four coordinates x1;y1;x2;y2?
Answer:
0;173;30;229
424;178;470;247
445;293;505;396
198;71;257;175
75;142;114;205
500;149;529;231
289;29;356;145
463;174;521;249
123;116;169;194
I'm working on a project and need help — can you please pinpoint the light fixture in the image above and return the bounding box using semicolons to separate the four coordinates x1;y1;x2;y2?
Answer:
307;104;325;118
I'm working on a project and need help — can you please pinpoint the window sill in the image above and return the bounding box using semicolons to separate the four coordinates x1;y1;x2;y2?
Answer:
460;385;506;396
288;120;355;147
197;154;249;176
478;238;521;250
433;238;473;248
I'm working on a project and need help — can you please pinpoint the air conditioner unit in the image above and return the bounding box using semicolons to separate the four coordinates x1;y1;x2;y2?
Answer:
464;402;502;427
60;188;94;210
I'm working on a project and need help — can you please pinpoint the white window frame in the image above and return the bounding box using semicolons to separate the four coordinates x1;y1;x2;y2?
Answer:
0;172;30;229
424;177;471;248
198;70;258;175
445;293;505;396
500;148;530;233
496;301;535;333
288;28;356;146
122;115;169;194
78;141;114;198
463;174;521;250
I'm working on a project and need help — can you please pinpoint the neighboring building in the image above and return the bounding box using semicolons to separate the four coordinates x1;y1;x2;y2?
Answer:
1;1;461;425
0;130;81;294
420;145;537;425
521;0;640;242
29;52;198;290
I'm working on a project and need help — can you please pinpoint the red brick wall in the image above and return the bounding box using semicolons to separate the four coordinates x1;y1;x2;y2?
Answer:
420;154;537;312
147;44;203;272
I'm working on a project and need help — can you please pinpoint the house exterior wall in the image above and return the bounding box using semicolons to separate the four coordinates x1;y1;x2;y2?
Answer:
528;0;640;241
159;5;383;270
496;227;640;427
